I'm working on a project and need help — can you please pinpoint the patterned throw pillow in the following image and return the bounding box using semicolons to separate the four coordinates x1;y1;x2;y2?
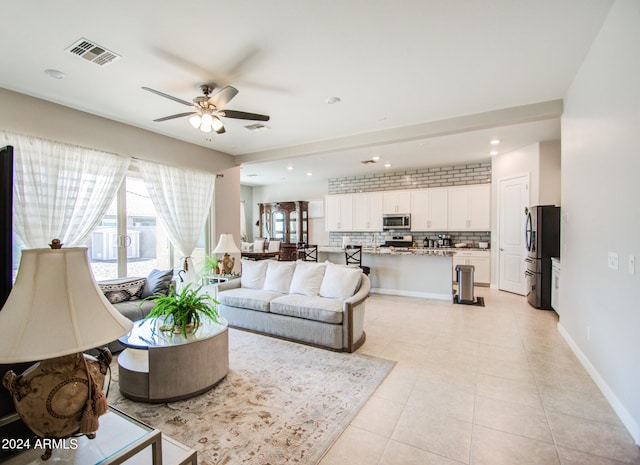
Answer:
99;278;146;304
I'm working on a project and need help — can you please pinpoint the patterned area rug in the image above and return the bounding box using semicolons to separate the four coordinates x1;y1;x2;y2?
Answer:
107;329;395;465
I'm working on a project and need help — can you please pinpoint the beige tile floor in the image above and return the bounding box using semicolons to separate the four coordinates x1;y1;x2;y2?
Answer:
319;289;640;465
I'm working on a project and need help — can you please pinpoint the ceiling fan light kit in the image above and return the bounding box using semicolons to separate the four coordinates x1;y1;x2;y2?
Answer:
143;84;269;135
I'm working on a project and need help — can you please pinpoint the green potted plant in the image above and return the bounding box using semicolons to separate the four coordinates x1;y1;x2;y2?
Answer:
142;283;220;337
200;255;219;283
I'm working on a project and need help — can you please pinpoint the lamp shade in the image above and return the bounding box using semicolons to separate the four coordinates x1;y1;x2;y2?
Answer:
213;233;241;254
0;247;133;363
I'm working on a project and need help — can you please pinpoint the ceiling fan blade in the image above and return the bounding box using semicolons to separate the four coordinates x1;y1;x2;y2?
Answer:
142;87;193;107
208;86;239;108
153;112;196;122
220;110;270;121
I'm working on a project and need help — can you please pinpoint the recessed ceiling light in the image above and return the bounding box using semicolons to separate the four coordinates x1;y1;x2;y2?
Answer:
372;156;380;161
326;97;341;105
306;171;313;176
44;69;66;79
384;163;391;168
490;150;499;156
287;165;294;171
490;139;501;145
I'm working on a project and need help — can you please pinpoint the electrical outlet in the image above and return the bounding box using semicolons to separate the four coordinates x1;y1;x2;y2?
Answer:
608;252;619;271
630;255;636;275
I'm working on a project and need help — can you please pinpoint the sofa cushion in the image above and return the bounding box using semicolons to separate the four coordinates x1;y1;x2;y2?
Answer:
99;277;146;304
270;295;344;324
263;260;296;293
289;261;326;296
113;300;156;321
240;259;269;289
319;263;362;299
218;288;283;312
141;268;174;298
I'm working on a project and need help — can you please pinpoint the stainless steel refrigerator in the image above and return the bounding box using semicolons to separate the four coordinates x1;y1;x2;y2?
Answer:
524;205;560;309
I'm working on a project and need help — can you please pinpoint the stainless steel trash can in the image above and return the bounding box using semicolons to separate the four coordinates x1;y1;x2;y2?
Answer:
456;264;475;304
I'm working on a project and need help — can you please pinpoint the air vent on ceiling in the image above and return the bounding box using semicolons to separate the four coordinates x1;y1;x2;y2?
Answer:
244;123;270;131
65;38;121;66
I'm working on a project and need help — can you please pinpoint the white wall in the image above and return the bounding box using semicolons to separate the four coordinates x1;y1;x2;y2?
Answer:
251;180;329;245
560;0;640;443
490;141;561;287
539;140;561;206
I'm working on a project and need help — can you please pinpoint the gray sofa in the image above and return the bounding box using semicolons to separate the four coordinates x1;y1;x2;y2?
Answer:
216;259;370;352
97;268;174;352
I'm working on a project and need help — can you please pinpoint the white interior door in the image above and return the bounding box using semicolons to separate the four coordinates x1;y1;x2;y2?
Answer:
498;174;529;295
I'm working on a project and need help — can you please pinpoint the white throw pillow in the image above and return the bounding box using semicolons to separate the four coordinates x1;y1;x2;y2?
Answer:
319;263;362;299
289;261;327;296
263;260;296;293
240;259;269;289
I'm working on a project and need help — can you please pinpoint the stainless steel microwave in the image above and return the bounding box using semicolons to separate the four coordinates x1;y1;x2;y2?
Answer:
382;214;411;230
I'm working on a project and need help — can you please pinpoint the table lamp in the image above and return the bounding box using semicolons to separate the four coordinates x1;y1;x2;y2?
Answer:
212;233;241;274
0;243;133;459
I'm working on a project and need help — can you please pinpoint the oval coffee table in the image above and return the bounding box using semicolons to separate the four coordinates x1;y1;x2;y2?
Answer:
118;316;229;402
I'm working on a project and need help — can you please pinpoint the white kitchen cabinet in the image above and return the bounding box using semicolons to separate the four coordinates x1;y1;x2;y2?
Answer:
325;194;353;231
551;257;560;313
452;250;491;284
411;188;448;231
447;184;491;230
382;190;411;214
353;192;383;231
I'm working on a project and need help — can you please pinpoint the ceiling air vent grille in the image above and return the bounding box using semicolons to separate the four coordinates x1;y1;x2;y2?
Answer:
244;123;270;131
65;38;121;67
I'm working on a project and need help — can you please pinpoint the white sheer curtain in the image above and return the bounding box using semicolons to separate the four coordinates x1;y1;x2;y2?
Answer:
136;159;215;284
2;131;130;248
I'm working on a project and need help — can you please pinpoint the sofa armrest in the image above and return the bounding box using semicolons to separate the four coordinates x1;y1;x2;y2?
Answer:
216;278;242;292
342;273;371;352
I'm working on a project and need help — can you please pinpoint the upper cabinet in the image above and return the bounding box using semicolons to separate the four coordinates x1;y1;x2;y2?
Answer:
325;194;353;231
382;190;411;214
447;184;491;231
410;188;448;231
326;183;490;232
353;192;383;231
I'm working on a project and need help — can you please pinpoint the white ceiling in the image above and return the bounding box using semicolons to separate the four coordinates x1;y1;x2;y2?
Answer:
0;1;612;185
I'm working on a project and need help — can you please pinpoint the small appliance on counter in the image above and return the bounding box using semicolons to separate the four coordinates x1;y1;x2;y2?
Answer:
381;235;413;247
438;234;452;247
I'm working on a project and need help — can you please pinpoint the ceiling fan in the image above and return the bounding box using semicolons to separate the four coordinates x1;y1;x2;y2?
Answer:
142;84;269;134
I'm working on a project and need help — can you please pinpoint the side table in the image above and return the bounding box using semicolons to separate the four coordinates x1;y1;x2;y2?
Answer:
1;406;196;465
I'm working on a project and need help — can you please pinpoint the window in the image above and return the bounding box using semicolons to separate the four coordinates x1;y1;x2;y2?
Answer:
87;176;171;280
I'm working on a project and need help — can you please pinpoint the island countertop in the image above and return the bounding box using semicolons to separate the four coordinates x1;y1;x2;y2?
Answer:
317;246;489;257
317;246;459;300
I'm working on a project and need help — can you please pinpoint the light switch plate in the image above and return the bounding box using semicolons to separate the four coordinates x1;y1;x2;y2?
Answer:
608;252;619;271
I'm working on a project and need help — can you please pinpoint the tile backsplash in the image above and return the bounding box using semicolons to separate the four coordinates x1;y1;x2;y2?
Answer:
329;231;491;248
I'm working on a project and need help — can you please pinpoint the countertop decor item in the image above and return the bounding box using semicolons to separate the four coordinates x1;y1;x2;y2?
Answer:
142;283;219;337
0;244;133;460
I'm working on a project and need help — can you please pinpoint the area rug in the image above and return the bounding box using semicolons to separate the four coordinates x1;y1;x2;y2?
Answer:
107;329;395;465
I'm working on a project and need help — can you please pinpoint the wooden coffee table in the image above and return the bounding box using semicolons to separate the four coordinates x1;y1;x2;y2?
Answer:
117;316;229;402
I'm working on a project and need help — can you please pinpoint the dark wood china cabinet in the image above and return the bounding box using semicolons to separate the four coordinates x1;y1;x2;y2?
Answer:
258;201;309;261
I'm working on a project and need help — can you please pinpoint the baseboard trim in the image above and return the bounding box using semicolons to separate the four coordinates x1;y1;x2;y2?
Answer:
370;287;453;301
557;322;640;445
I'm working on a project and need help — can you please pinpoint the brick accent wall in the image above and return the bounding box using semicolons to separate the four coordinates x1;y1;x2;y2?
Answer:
328;161;491;194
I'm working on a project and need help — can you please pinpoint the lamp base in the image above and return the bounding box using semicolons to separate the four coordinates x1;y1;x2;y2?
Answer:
2;350;111;443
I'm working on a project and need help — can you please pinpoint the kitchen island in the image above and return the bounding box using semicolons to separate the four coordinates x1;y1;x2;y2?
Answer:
318;246;455;301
